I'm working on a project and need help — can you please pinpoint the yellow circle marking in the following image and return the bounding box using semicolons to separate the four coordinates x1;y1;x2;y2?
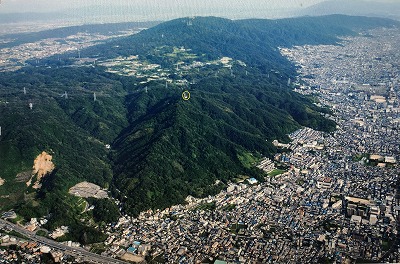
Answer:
182;91;190;101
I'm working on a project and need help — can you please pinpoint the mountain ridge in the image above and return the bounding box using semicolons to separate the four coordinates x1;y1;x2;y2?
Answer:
0;15;397;234
298;0;400;20
83;15;398;215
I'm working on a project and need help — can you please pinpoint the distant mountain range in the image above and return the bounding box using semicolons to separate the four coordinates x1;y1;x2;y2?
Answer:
0;21;160;49
298;0;400;20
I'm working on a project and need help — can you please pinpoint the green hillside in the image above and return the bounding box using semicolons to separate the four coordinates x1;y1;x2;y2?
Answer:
111;66;335;215
0;67;128;243
0;15;397;236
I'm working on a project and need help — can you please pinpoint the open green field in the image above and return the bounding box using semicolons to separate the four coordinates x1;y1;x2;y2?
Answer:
268;169;286;177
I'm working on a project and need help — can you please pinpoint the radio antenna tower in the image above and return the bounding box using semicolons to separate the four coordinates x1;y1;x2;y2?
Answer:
93;92;97;102
228;65;234;77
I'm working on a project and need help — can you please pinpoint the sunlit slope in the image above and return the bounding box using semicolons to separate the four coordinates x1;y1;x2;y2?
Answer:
77;15;399;70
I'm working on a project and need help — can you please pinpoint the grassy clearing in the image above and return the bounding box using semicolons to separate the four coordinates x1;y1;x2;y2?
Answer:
237;152;259;168
233;175;249;183
268;169;286;177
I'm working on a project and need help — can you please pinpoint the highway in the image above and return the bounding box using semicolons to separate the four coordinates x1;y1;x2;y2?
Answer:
0;218;130;264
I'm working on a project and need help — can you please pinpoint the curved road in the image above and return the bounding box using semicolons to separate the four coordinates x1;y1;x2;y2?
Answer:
0;218;130;264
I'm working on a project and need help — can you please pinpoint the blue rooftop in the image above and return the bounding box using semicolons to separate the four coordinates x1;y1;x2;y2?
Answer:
127;247;136;253
133;241;141;246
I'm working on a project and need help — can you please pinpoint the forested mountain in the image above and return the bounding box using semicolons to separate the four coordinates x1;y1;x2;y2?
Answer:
0;15;397;240
95;15;396;215
0;67;129;243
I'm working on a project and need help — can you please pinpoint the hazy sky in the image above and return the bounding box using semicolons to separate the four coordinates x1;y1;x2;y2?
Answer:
0;0;398;21
0;0;328;13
